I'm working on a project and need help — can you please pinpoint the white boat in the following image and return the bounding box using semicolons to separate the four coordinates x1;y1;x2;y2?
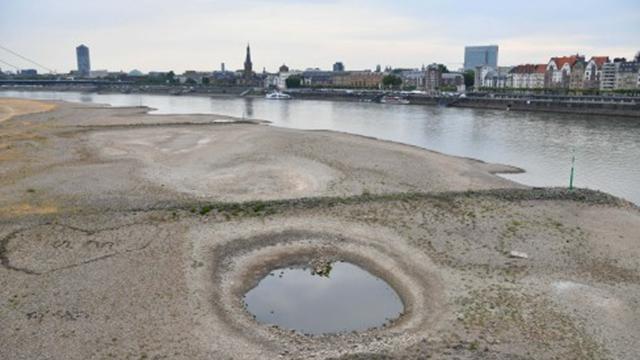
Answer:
265;91;292;100
380;96;410;105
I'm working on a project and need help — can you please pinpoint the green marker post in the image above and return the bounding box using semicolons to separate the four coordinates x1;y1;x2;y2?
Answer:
569;155;575;191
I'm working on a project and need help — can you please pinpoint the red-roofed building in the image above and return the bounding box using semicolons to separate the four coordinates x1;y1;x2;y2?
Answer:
508;64;547;88
584;56;610;89
545;55;586;88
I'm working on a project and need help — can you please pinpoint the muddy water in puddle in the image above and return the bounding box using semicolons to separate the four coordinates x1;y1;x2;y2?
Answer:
243;262;404;335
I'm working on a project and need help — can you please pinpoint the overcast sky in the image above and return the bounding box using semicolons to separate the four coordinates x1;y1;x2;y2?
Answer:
1;0;639;73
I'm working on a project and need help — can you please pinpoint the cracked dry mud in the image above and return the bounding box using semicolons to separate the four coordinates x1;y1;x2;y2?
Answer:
0;99;639;359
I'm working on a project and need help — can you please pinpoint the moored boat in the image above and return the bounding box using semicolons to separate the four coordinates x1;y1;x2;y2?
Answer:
265;91;292;100
380;95;410;105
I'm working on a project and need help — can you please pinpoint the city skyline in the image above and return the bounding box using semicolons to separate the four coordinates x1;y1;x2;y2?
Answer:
1;0;639;73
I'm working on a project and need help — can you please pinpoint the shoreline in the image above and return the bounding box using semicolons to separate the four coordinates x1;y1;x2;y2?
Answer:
2;95;638;205
0;95;528;178
0;99;527;215
2;86;640;118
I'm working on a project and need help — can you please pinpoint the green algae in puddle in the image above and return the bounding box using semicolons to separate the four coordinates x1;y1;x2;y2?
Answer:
243;262;404;335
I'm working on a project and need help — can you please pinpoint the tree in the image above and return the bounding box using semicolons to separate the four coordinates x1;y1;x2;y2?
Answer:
463;70;475;88
202;77;210;85
382;74;402;88
285;75;302;88
437;64;450;74
165;71;176;84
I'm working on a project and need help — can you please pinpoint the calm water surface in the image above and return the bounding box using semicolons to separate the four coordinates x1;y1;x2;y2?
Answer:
2;90;639;204
243;262;404;335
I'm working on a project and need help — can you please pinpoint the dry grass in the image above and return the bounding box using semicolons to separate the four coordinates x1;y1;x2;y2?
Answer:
0;98;56;122
0;203;58;217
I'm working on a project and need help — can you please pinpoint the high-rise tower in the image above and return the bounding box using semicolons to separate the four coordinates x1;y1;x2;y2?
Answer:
76;44;91;77
244;43;253;78
463;45;499;70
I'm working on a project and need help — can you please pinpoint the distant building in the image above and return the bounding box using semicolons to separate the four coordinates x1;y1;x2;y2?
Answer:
276;71;303;89
128;69;144;77
182;70;212;84
508;64;546;89
264;73;279;89
583;56;609;89
76;44;91;77
476;66;511;89
569;58;587;89
18;69;38;76
600;62;618;90
396;69;425;89
333;71;383;89
375;65;382;73
545;55;585;88
148;71;169;78
441;72;465;92
333;62;345;72
424;64;442;91
301;70;335;87
596;58;639;90
474;65;493;88
279;64;290;73
221;63;225;72
616;61;640;89
210;70;237;86
89;70;109;78
464;45;498;70
243;44;253;79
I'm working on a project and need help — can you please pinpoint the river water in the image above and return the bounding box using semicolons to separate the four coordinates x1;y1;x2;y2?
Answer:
2;90;639;204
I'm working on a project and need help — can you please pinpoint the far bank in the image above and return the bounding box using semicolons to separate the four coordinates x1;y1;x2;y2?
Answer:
2;84;640;117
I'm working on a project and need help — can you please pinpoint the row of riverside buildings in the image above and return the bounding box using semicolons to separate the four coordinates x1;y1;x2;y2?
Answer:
475;53;640;91
265;64;466;92
6;44;638;94
264;65;386;90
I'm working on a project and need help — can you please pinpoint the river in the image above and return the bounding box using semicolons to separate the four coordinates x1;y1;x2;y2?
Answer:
2;90;639;204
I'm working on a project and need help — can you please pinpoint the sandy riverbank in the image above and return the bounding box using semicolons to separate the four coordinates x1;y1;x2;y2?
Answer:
0;98;57;122
1;99;638;359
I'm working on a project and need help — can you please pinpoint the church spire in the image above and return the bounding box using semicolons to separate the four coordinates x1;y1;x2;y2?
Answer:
244;43;253;78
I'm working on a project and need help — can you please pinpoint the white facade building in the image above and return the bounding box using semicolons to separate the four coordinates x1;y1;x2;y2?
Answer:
600;62;617;90
276;71;303;89
474;65;493;88
508;64;546;89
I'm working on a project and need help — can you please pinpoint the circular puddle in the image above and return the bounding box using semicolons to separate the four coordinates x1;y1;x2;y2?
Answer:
242;261;404;335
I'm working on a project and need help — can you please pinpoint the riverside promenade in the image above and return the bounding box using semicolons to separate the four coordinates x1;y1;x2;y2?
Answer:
3;82;640;117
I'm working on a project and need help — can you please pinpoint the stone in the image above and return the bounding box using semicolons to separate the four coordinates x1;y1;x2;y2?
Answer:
509;251;529;259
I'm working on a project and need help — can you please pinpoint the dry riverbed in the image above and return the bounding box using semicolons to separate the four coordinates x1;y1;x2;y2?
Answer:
0;99;639;359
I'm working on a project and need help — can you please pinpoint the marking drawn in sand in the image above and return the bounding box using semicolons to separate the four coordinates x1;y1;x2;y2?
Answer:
0;223;157;275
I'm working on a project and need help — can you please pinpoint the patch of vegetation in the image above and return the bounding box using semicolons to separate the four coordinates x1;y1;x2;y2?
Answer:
312;262;333;277
183;188;632;221
199;205;213;215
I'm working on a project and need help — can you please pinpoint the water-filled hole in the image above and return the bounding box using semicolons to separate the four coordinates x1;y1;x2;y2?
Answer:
243;261;404;335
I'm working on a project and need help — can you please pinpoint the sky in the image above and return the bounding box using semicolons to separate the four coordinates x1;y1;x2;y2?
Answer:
1;0;639;74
